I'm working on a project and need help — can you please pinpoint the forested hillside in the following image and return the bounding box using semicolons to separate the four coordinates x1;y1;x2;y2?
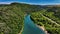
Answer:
0;2;60;34
0;2;42;34
31;7;60;34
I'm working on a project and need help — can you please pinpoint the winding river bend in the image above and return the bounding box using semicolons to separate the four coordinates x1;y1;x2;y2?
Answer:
22;15;45;34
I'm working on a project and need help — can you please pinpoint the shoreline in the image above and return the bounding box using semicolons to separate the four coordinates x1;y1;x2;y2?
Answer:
19;24;24;34
19;15;26;34
36;25;49;34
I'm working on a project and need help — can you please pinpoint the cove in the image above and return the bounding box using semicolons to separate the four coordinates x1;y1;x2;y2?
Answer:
22;15;46;34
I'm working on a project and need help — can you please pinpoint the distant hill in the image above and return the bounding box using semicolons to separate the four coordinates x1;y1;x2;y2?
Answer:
0;2;60;34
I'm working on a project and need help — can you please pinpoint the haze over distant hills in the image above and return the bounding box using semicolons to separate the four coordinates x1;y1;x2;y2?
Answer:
0;2;60;34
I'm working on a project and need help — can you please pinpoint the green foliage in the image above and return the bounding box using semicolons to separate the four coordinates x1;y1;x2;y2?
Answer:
0;3;42;34
0;2;60;34
0;4;25;34
31;9;60;34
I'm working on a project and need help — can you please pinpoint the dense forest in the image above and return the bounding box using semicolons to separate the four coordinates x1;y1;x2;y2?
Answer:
0;2;42;34
0;2;60;34
31;7;60;34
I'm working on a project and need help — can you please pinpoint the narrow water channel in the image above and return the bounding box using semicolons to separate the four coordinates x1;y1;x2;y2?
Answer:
22;15;45;34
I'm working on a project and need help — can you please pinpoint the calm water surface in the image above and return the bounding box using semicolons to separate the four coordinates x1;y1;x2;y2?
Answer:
22;15;45;34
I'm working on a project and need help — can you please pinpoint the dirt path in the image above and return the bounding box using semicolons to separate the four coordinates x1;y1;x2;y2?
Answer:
41;14;60;26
